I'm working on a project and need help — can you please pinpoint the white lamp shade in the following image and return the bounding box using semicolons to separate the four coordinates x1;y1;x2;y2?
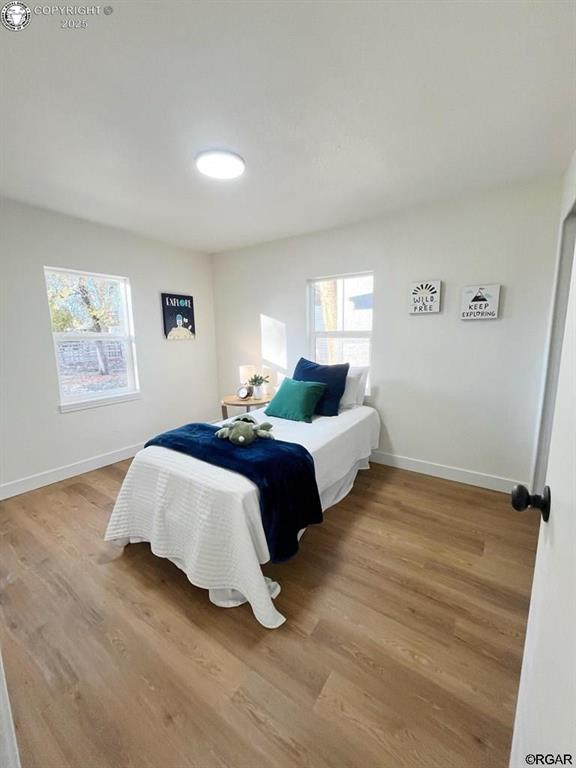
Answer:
239;364;257;384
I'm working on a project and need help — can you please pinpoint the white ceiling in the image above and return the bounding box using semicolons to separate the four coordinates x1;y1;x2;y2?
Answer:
1;0;574;253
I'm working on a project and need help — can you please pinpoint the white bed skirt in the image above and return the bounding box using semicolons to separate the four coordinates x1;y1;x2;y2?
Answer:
107;456;371;628
206;456;369;613
105;407;380;628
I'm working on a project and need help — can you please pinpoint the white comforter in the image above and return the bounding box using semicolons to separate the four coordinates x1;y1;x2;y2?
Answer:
105;406;380;628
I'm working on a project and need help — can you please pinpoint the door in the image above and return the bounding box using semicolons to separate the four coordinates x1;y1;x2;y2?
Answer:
509;236;576;764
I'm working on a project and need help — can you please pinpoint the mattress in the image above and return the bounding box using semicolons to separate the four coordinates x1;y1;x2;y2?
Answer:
105;406;380;628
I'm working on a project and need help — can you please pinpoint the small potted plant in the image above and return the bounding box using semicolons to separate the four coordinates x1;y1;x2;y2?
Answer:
248;373;270;399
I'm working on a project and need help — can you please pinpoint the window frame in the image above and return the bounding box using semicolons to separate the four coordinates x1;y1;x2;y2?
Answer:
44;266;140;413
307;270;374;368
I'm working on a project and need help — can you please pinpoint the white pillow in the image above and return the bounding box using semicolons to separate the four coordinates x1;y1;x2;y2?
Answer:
355;366;369;405
339;366;369;410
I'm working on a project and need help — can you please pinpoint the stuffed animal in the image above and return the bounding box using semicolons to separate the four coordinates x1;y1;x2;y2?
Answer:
215;415;274;446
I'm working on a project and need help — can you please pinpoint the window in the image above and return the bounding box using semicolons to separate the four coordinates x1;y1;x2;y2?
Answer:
44;267;139;412
308;272;373;368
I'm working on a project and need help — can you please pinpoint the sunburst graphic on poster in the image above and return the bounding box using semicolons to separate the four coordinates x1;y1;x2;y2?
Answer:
409;280;441;314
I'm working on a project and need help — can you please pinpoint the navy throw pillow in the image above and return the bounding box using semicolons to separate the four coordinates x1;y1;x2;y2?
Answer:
292;357;350;416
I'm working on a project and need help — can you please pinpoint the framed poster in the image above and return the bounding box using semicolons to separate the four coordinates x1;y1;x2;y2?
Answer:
410;280;441;314
161;293;195;340
460;284;500;320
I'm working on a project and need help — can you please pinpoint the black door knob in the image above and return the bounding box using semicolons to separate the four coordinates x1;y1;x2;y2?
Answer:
511;484;551;522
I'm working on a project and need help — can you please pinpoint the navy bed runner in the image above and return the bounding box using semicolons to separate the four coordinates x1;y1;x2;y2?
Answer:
145;423;323;563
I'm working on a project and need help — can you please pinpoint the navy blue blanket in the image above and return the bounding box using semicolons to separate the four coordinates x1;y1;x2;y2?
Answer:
145;423;323;563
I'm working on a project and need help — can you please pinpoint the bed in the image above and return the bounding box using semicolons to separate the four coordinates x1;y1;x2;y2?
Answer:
105;405;380;628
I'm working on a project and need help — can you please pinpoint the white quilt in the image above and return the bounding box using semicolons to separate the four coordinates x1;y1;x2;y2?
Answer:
105;406;380;628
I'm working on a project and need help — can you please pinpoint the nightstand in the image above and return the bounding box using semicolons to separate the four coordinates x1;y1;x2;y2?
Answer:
220;394;273;420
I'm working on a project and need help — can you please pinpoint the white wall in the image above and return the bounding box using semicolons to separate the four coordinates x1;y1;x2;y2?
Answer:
213;178;561;490
0;199;219;497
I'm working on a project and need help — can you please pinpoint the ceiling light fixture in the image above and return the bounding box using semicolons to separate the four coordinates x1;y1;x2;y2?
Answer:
195;150;246;180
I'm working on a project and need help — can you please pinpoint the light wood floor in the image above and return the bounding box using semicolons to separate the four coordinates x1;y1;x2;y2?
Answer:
0;462;539;768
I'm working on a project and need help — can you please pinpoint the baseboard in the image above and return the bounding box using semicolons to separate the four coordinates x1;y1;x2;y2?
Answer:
0;444;521;500
0;444;143;501
370;450;523;493
0;651;21;768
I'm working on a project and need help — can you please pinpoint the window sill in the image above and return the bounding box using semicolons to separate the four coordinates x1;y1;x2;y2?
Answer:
59;392;141;414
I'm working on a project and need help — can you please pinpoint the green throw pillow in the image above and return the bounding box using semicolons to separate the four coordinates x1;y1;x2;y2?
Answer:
265;378;326;423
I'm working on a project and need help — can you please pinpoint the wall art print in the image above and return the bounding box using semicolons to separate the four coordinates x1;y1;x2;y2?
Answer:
162;293;196;340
